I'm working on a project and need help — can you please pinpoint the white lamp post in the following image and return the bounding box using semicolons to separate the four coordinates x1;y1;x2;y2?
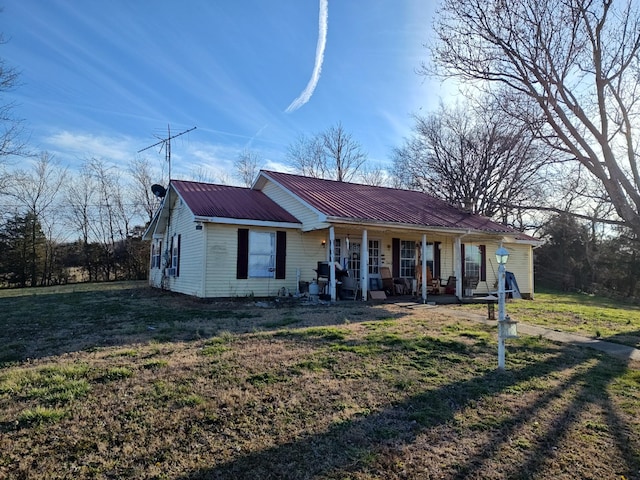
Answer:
495;245;517;370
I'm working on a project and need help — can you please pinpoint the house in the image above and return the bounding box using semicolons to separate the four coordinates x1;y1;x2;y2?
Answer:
142;170;541;301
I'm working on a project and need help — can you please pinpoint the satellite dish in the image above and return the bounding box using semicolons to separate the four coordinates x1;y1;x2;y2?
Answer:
151;184;166;198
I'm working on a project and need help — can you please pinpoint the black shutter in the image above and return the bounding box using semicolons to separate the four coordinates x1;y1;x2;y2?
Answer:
176;234;181;277
392;238;400;277
434;241;441;279
237;229;249;279
275;231;286;279
460;243;466;279
479;245;486;281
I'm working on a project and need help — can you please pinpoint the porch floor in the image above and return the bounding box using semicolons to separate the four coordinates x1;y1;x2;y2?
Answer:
338;293;462;305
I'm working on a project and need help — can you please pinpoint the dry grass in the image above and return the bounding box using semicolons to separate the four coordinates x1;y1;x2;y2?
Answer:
0;283;639;479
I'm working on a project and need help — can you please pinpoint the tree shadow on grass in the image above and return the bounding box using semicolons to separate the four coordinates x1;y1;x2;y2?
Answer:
177;339;640;479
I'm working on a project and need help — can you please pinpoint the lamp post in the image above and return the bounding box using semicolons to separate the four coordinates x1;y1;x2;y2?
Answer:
496;245;510;370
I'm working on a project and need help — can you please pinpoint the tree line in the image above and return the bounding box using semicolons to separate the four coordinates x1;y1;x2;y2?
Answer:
3;1;640;299
0;154;158;287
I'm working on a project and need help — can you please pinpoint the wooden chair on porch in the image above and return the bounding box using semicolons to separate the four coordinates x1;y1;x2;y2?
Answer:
444;276;457;295
415;267;440;295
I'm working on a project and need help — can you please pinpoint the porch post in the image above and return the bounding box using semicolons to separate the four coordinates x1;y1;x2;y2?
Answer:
421;233;427;304
329;226;336;301
454;236;462;298
361;229;368;301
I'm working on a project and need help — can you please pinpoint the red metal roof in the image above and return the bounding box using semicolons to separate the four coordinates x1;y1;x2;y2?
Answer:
259;170;535;238
172;180;300;224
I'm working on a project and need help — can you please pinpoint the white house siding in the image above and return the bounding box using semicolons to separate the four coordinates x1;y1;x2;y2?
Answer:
202;224;326;298
463;240;533;298
202;224;236;298
159;198;205;297
502;243;534;298
260;181;327;231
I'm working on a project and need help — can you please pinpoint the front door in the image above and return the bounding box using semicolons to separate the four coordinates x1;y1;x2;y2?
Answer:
346;241;361;280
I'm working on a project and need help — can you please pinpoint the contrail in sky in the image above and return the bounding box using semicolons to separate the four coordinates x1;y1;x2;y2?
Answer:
285;0;328;113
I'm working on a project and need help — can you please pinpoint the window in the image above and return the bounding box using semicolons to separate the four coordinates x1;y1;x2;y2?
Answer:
168;235;180;276
464;245;483;281
400;241;415;277
424;243;435;277
237;230;286;280
249;231;275;278
172;237;179;269
368;240;380;274
151;241;162;269
405;242;434;277
333;239;341;264
347;241;361;280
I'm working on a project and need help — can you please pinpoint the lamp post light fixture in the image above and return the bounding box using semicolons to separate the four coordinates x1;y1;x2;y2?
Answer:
495;245;517;370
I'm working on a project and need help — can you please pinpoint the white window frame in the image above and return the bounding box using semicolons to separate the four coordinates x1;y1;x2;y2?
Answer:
400;240;416;278
171;236;179;269
368;239;380;275
249;231;276;278
465;245;481;281
152;241;162;269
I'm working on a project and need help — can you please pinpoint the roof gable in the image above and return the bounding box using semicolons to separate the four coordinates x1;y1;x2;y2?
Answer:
172;180;300;224
257;170;535;239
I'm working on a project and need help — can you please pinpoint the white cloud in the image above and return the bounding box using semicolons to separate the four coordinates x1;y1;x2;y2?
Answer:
46;131;136;164
285;0;328;113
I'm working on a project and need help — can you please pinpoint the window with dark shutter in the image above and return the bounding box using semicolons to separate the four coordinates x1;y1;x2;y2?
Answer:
392;238;400;277
434;241;441;278
462;244;486;282
176;234;181;277
237;228;249;279
275;231;286;279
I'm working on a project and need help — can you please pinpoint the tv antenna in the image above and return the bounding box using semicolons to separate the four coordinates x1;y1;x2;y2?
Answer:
138;125;197;182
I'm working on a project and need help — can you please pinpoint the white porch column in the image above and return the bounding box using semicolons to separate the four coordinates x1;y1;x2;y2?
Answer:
329;226;336;301
361;229;368;301
454;236;462;298
421;233;427;304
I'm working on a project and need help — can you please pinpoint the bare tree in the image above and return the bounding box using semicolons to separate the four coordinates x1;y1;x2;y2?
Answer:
429;0;640;236
129;156;162;223
287;133;327;179
0;31;28;190
287;122;367;182
357;163;388;187
6;152;67;286
234;149;263;187
393;98;551;225
321;122;367;182
187;165;224;184
87;158;127;281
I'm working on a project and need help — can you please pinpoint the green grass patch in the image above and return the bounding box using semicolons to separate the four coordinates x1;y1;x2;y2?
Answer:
246;371;287;386
2;363;92;405
276;326;348;341
17;406;67;426
142;359;169;369
101;366;134;381
107;349;138;358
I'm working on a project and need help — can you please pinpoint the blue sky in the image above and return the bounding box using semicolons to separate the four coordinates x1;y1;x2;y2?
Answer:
4;0;445;183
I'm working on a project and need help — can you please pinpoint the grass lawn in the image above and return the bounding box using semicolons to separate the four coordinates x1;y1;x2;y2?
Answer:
1;282;639;479
458;290;640;348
